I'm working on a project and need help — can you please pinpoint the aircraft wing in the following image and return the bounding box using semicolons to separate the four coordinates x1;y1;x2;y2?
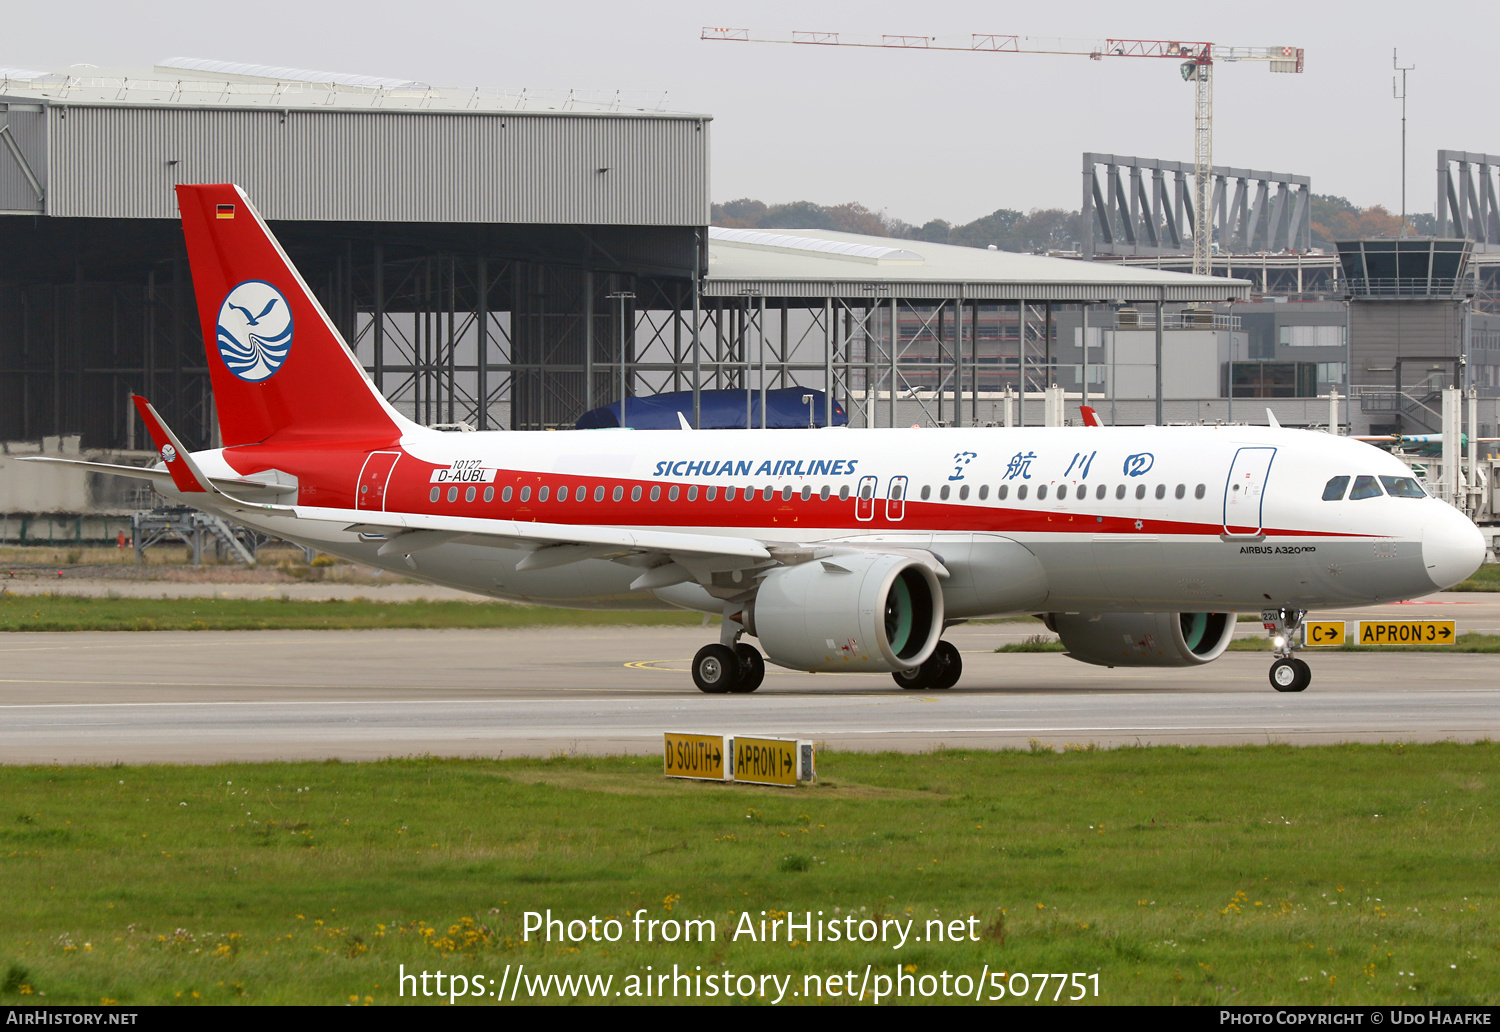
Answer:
17;456;295;500
303;505;772;569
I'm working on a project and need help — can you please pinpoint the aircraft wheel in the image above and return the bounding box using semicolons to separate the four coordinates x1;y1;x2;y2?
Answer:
1292;657;1312;692
731;644;765;693
1269;657;1309;693
892;665;933;691
693;644;740;694
929;640;963;690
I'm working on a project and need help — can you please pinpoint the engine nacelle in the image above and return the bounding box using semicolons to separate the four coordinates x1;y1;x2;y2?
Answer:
1044;611;1236;668
745;552;944;673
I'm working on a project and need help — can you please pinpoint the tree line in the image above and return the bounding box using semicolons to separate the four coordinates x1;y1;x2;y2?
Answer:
712;195;1437;254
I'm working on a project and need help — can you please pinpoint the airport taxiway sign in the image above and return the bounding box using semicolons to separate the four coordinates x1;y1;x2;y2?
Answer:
731;736;813;787
1304;621;1346;646
1357;620;1456;645
663;733;727;781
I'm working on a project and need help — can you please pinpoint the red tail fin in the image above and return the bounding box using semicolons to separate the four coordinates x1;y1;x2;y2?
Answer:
176;184;401;447
1079;405;1101;427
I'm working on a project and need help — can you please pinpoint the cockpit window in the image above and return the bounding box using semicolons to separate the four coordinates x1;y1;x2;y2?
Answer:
1349;475;1383;500
1379;475;1426;498
1322;476;1349;501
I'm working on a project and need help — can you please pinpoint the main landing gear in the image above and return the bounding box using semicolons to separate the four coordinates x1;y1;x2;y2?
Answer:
692;619;765;694
1262;607;1312;693
892;640;962;691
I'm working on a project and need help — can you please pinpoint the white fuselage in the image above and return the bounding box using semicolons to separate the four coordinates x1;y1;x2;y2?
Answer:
181;423;1485;618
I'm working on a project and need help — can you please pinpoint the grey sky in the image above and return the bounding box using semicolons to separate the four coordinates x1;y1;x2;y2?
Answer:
7;0;1489;226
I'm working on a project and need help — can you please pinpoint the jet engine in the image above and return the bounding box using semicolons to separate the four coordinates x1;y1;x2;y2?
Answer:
1044;611;1236;667
742;552;944;673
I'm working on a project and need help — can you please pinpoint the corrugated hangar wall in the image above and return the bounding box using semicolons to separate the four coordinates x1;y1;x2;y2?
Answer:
0;100;710;450
41;106;708;224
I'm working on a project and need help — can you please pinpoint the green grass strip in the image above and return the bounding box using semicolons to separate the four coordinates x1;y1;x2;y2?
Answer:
0;744;1495;1006
0;594;707;632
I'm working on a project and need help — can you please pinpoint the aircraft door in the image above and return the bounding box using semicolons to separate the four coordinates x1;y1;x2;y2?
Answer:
885;475;908;522
1223;446;1276;537
855;475;878;522
356;451;401;511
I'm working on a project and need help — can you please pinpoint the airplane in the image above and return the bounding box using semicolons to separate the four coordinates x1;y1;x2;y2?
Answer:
25;184;1487;696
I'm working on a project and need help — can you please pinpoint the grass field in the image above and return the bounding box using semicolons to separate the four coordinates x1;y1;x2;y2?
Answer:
0;594;709;632
1452;564;1500;592
0;745;1495;1006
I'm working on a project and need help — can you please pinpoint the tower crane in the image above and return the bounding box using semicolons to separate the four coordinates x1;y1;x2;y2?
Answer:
702;29;1305;274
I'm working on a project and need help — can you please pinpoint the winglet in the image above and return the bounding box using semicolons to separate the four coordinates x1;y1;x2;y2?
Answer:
677;410;693;431
1079;405;1101;427
1266;408;1282;429
132;395;210;493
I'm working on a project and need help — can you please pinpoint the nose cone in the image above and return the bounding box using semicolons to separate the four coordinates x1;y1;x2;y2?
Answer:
1423;503;1486;590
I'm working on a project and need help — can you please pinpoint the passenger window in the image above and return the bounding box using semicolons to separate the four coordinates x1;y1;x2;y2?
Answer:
1194;484;1205;500
921;485;931;500
959;484;969;500
1380;476;1426;498
688;486;698;501
764;486;775;501
940;485;951;500
538;486;548;503
1055;484;1066;500
1096;484;1106;500
978;484;989;500
705;486;715;501
501;486;512;503
860;484;872;500
725;487;736;501
781;486;792;501
650;486;661;502
485;487;495;503
819;486;830;501
631;486;642;501
593;486;605;502
1322;476;1349;501
800;485;811;501
466;487;477;503
1037;485;1048;500
447;487;458;503
611;486;623;502
1174;484;1185;500
997;484;1008;500
1349;475;1383;500
1115;484;1126;500
1135;484;1146;500
519;486;529;503
1154;484;1165;500
556;486;568;502
1017;484;1028;500
429;487;440;502
670;486;681;502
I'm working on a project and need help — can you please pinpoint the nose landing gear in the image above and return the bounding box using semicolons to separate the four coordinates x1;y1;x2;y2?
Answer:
1262;607;1312;692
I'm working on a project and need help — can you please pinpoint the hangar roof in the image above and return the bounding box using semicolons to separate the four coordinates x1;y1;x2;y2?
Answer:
703;227;1250;303
0;58;692;117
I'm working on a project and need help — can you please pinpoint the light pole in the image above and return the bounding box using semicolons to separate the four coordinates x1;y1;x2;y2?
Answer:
1393;49;1415;237
607;291;635;427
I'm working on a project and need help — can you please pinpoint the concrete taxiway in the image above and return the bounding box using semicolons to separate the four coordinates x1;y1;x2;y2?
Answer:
2;593;1497;763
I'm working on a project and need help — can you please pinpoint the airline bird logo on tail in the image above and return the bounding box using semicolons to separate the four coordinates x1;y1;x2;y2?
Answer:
216;279;294;382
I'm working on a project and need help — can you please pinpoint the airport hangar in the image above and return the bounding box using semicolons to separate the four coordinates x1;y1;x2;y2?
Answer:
0;60;1247;455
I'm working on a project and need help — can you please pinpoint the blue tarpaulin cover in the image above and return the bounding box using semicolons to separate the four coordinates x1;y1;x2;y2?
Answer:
576;388;847;430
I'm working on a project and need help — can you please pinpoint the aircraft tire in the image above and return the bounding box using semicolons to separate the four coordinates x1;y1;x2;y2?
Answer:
1269;657;1307;693
892;665;933;691
930;641;963;690
731;644;765;693
693;644;740;694
1291;657;1312;692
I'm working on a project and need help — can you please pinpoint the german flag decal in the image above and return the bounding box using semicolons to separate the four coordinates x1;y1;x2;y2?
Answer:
216;203;236;219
